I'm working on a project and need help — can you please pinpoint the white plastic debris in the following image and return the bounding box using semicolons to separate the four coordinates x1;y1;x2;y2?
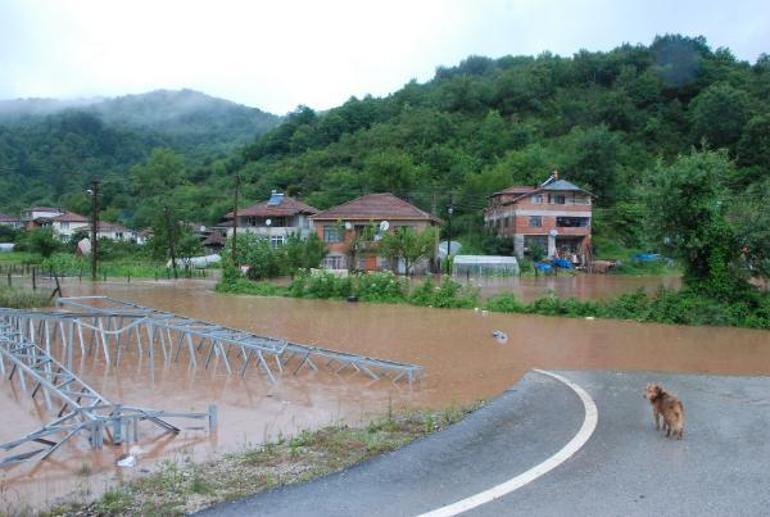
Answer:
117;455;136;468
491;330;508;344
585;316;595;321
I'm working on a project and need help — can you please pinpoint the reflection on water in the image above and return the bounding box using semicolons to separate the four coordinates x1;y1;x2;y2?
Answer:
1;276;767;511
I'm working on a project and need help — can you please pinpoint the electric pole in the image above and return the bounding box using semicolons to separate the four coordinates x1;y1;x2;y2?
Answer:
232;173;240;263
446;194;454;274
89;180;99;281
164;205;178;279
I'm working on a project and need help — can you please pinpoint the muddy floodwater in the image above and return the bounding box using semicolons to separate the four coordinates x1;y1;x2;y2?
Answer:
460;273;682;301
1;277;767;511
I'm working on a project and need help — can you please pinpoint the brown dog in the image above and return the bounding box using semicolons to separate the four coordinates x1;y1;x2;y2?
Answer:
644;383;685;439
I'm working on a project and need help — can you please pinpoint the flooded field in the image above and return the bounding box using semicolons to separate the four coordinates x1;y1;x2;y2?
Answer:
1;276;767;511
460;273;682;301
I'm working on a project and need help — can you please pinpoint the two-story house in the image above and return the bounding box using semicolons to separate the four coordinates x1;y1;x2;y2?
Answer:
23;208;90;240
224;191;319;247
484;172;594;262
311;193;439;272
0;212;23;230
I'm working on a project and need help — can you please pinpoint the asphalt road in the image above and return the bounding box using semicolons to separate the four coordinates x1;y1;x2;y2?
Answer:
198;370;770;517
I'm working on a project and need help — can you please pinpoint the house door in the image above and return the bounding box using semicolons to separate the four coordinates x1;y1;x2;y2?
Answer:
364;255;378;271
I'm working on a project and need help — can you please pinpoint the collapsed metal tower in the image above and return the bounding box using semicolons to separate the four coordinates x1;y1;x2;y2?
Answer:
54;296;425;385
0;309;215;467
0;296;424;466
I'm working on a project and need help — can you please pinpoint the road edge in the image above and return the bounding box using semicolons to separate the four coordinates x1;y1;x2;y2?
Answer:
417;369;599;517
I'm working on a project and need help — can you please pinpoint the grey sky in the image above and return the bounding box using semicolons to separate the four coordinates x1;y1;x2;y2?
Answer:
0;0;767;114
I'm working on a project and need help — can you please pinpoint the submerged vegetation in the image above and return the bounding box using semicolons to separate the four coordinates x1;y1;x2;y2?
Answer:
485;288;770;330
43;405;480;516
0;286;51;309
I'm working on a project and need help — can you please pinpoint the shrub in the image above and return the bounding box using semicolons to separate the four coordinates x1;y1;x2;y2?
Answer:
355;272;407;302
409;276;478;309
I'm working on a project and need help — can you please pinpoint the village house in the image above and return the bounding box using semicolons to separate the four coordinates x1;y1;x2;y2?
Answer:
484;171;594;262
0;212;23;229
21;207;143;242
223;190;319;248
23;208;90;240
311;193;439;272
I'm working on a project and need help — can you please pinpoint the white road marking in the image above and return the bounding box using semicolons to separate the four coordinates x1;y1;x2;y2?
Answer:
417;369;598;517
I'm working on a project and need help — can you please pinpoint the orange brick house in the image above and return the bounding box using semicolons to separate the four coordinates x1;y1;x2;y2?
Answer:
484;172;594;262
311;193;439;272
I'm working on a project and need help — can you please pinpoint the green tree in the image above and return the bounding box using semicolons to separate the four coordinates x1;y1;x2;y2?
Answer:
223;232;283;280
689;83;751;150
17;228;61;258
644;149;745;296
380;226;438;275
284;233;328;273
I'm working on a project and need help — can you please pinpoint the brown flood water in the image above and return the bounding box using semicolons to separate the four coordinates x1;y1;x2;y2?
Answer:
457;273;682;301
1;277;767;511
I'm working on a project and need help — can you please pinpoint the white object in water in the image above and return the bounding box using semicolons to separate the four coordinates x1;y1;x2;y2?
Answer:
585;316;595;321
117;455;136;468
474;307;480;313
481;310;489;316
491;330;508;344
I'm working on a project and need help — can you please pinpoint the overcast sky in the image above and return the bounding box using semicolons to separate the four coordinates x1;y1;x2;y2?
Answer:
0;0;767;114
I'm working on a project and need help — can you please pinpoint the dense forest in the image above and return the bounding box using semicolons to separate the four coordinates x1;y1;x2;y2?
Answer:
0;89;278;218
1;35;769;249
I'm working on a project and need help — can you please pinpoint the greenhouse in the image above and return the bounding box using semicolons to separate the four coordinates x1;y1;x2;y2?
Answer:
451;255;520;277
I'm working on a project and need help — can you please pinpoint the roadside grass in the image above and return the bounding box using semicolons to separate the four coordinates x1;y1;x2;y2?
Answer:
42;405;482;516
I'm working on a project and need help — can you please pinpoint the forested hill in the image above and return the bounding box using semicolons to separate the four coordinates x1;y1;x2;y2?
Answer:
233;34;769;247
0;89;278;215
2;35;768;241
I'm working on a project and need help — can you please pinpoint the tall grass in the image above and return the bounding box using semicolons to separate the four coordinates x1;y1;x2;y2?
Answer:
0;287;50;308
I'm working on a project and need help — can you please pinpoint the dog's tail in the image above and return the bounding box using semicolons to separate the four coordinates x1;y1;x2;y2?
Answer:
673;401;685;438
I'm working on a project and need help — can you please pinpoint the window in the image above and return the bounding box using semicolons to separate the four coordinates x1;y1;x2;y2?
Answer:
323;225;340;242
323;255;344;269
504;217;509;228
270;235;285;248
529;216;542;227
551;194;566;204
60;222;69;229
556;217;590;228
531;195;543;204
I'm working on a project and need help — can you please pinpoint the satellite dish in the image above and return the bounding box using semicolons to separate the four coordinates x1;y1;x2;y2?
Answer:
344;222;353;230
379;220;390;232
549;229;558;237
265;218;272;226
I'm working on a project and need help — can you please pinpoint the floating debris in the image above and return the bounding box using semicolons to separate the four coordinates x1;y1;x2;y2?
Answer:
491;330;508;344
117;455;136;468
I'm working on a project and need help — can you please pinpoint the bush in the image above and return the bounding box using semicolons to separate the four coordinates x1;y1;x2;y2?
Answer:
0;287;50;308
409;276;478;309
289;270;353;299
355;272;407;302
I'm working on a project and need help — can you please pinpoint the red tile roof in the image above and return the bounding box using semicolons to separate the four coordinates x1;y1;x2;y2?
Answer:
490;185;537;197
52;211;89;223
312;193;438;222
224;196;318;218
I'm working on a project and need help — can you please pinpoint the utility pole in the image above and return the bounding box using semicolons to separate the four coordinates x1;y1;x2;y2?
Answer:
164;205;178;279
89;180;99;281
446;194;454;274
232;173;240;263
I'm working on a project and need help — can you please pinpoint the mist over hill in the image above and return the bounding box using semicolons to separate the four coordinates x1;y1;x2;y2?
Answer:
0;89;279;214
